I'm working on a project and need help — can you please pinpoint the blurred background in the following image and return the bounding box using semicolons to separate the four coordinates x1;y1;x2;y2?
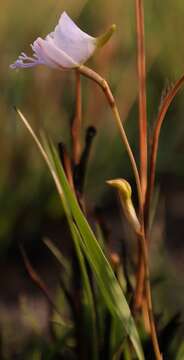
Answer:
1;0;184;357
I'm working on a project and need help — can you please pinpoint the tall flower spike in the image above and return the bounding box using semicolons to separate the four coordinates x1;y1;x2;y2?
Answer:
107;179;141;235
10;12;116;71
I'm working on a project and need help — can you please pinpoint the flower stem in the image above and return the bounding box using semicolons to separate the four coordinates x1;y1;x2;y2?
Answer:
79;65;162;360
135;0;148;202
79;65;143;212
134;0;148;326
133;245;145;311
112;105;143;211
138;229;163;360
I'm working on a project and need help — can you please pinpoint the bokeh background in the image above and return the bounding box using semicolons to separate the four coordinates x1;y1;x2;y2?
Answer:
1;0;184;356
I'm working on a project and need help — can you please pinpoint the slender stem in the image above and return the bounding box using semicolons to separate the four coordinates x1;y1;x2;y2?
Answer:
135;0;148;203
20;244;64;320
133;245;145;311
74;126;97;210
71;70;82;164
145;74;184;230
134;0;148;321
79;65;163;359
138;229;163;360
112;105;143;211
58;142;75;191
79;65;143;213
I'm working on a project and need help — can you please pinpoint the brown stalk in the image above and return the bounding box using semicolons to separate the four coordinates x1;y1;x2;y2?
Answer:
133;244;145;312
133;0;147;320
133;0;148;319
138;229;163;360
140;73;184;360
145;74;184;228
71;70;82;165
79;64;163;358
58;142;75;191
134;0;148;328
19;244;63;319
135;0;148;202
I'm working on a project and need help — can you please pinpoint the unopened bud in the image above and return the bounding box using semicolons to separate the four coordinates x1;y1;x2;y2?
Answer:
96;24;116;48
107;179;141;234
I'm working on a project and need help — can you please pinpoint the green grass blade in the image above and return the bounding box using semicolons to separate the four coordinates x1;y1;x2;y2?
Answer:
15;110;144;360
44;140;144;360
16;110;98;359
71;223;98;360
43;237;71;275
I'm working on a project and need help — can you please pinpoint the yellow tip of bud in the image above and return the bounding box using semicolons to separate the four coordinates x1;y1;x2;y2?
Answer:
96;24;116;48
107;178;141;234
106;178;132;200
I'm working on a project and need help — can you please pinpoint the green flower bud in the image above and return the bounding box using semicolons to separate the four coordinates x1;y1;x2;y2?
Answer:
96;24;116;48
107;178;141;234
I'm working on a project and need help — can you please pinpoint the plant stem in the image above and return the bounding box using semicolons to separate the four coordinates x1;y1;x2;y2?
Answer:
79;65;162;360
71;70;82;164
133;245;145;311
135;0;148;202
138;229;163;360
145;74;184;231
79;65;143;213
19;244;64;320
134;0;148;321
58;142;75;191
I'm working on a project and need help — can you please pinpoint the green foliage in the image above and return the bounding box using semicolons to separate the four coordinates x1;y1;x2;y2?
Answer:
1;2;184;358
16;109;144;359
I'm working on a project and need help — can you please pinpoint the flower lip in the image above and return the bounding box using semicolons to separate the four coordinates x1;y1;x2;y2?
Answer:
10;11;116;71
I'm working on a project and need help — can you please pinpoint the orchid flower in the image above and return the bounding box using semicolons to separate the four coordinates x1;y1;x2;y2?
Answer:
10;12;115;71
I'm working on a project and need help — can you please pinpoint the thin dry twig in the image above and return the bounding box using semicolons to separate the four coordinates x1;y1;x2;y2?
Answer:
138;230;163;360
145;74;184;228
19;244;63;319
133;0;147;329
79;64;162;359
58;142;75;191
134;2;163;358
133;245;145;312
135;0;148;202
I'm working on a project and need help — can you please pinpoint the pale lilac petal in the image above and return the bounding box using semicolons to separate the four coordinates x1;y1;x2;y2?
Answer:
35;37;78;69
51;12;96;65
31;38;58;68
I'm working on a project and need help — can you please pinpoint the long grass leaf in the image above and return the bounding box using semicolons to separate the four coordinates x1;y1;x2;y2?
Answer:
16;110;144;360
45;139;144;360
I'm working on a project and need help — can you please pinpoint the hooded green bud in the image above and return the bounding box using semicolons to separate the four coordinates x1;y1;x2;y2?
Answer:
107;178;141;235
96;24;116;48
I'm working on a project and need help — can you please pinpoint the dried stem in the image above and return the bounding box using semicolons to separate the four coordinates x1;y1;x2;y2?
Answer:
79;65;162;359
134;0;148;328
133;245;145;311
79;65;143;213
71;70;82;164
141;75;184;326
74;126;97;209
135;0;148;202
58;142;75;191
138;230;163;360
145;74;184;229
19;244;63;319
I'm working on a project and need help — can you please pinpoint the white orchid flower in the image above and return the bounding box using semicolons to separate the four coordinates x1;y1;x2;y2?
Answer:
10;12;115;70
